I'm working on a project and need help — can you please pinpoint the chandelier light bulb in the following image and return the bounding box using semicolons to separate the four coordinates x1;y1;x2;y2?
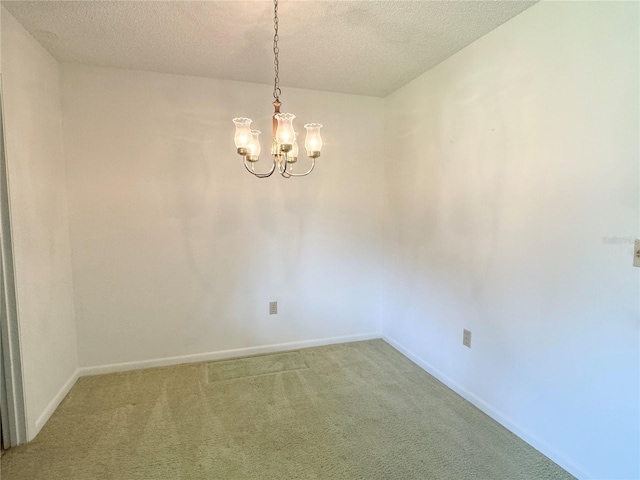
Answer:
249;130;261;157
233;117;252;150
304;123;323;158
290;133;299;159
275;113;295;149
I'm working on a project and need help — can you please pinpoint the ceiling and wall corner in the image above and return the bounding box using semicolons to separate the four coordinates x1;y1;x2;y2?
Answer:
2;0;537;97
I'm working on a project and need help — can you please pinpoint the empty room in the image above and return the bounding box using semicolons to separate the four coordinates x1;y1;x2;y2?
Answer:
0;0;638;479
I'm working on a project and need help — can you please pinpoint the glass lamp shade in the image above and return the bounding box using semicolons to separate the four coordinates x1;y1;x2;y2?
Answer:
233;117;252;149
291;133;299;158
249;130;261;156
304;123;323;154
275;113;296;146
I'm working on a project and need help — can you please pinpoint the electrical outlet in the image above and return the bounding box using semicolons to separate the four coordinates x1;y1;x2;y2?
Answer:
269;301;278;315
463;329;471;348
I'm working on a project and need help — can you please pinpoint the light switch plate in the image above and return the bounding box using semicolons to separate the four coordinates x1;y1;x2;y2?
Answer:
269;301;277;315
634;240;640;268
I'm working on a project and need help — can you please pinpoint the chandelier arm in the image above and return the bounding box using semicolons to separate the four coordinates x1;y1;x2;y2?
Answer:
243;158;276;178
280;162;292;178
283;158;316;177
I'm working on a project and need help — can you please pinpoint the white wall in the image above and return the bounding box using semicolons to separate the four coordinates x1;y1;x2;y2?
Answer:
61;64;384;369
1;8;78;440
382;2;639;479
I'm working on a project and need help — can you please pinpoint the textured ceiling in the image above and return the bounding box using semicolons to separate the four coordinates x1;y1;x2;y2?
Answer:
3;0;537;97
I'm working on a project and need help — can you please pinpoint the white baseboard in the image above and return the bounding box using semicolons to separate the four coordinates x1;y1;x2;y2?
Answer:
79;332;381;377
381;334;590;480
32;368;80;439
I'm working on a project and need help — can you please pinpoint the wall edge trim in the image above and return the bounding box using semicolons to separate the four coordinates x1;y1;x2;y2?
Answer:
381;333;591;480
78;332;381;377
33;368;80;440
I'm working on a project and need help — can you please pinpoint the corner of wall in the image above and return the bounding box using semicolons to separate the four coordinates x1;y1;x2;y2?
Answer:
1;6;81;443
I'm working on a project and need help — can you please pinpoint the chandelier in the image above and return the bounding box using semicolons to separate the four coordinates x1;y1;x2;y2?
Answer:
232;0;323;178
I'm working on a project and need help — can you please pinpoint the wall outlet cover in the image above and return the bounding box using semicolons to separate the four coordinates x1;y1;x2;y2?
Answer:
463;329;471;348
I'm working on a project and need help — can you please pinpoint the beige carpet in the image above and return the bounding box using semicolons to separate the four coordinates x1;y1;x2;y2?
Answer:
1;340;574;479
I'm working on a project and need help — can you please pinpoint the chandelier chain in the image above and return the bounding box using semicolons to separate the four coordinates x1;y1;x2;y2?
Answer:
273;0;281;101
231;0;321;178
